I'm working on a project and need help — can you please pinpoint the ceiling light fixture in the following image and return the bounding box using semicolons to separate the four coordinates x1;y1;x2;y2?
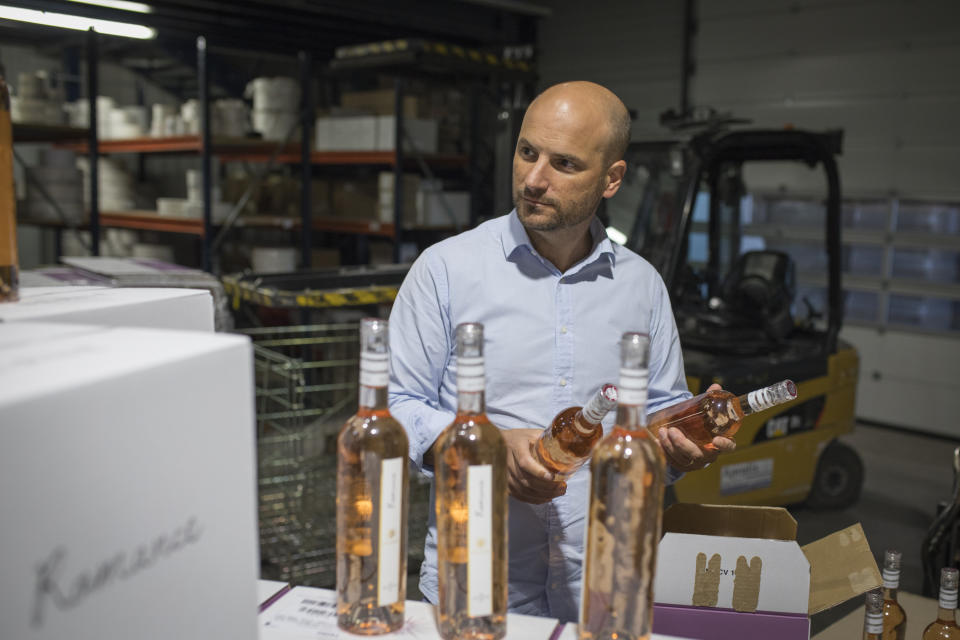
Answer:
67;0;152;14
0;5;156;39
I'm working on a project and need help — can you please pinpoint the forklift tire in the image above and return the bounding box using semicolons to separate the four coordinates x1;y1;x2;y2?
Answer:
805;440;864;510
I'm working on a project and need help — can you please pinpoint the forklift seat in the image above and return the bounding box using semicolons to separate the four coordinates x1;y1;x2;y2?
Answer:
721;250;796;342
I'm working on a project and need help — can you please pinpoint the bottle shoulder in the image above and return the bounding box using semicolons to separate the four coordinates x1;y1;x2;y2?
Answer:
339;412;409;448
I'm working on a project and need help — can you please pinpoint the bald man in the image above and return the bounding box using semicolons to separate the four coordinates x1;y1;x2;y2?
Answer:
388;81;735;620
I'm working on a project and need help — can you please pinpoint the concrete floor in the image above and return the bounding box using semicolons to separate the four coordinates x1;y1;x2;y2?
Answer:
795;422;959;635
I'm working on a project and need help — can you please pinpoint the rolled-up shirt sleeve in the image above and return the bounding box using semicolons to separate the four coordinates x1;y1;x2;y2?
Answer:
388;254;456;477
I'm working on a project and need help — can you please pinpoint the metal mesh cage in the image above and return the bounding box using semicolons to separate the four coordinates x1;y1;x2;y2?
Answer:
237;322;430;588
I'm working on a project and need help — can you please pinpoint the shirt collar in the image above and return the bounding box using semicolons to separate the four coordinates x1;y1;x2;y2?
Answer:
501;209;618;272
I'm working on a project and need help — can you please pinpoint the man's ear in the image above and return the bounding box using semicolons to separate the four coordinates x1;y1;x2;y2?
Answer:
603;160;627;199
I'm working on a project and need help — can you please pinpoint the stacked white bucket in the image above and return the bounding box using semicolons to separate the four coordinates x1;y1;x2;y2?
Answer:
10;71;63;125
65;97;147;139
77;156;137;212
22;149;84;223
246;77;299;141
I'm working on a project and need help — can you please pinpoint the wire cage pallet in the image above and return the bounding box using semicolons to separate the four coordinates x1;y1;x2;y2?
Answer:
237;322;431;587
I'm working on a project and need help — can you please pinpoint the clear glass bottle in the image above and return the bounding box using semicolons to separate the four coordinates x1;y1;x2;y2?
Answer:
647;379;797;450
580;332;665;640
535;384;618;477
922;567;960;640
435;322;508;640
881;549;907;640
864;589;885;640
336;317;409;634
0;60;19;303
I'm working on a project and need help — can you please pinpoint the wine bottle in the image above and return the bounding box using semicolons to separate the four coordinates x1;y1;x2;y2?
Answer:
435;322;508;640
535;384;618;477
580;332;664;640
881;549;906;640
864;589;884;640
0;60;19;303
336;317;409;634
922;567;960;640
647;379;797;450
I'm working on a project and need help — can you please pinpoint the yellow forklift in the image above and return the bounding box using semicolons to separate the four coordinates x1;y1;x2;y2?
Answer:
605;121;861;508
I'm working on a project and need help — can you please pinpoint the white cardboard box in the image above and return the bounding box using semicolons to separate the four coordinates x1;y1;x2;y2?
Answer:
652;504;881;640
0;322;259;640
0;286;215;331
315;115;378;151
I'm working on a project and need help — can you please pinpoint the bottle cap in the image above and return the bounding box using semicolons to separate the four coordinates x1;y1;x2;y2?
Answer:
882;549;901;588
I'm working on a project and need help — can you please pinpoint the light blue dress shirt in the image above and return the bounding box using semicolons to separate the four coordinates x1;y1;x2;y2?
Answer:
388;210;691;622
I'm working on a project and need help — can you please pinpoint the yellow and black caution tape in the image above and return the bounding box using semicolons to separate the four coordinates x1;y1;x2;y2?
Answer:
335;38;532;73
223;275;399;310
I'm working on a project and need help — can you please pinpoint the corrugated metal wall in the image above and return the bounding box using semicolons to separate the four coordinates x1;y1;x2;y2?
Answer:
537;1;685;139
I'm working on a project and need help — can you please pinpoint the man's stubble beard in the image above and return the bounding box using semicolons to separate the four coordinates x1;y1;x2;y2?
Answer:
515;182;607;232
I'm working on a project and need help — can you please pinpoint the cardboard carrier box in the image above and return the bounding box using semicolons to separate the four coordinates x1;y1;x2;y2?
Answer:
653;504;882;639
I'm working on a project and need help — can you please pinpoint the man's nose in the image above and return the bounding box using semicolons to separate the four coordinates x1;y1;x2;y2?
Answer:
524;158;549;193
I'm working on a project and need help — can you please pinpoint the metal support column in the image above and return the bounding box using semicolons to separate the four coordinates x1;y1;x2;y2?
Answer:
86;28;99;256
299;51;312;269
392;77;405;263
198;36;212;272
680;0;697;115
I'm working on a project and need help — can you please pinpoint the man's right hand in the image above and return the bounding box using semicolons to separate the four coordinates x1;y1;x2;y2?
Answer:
500;428;567;504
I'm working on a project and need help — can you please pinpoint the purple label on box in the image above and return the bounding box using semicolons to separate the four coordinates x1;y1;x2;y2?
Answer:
653;603;810;640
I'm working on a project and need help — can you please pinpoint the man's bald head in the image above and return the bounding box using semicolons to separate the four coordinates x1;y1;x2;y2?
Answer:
526;81;632;164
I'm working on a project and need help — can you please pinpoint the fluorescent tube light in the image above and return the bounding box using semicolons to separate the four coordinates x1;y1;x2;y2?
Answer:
67;0;152;13
0;5;156;39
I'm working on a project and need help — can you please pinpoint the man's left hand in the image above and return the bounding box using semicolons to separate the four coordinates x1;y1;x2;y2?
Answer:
656;383;737;472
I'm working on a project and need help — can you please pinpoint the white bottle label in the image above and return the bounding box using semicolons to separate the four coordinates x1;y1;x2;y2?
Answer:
360;352;389;388
882;566;900;589
618;368;648;406
747;387;779;412
865;611;883;634
467;464;493;617
941;586;958;610
458;356;485;393
377;457;403;606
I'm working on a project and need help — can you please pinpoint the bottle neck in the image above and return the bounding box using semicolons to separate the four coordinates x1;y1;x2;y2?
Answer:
457;389;485;415
938;585;959;620
617;368;648;431
359;384;389;410
358;351;389;410
456;355;486;415
738;380;796;416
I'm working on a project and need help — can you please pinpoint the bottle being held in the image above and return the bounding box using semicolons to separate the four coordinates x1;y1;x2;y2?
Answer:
580;332;664;640
535;384;618;477
435;322;508;640
864;589;885;640
881;549;906;640
336;318;410;634
647;379;797;450
0;60;19;303
922;567;960;640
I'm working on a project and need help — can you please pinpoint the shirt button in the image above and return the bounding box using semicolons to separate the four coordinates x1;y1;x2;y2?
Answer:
559;378;567;387
560;326;568;334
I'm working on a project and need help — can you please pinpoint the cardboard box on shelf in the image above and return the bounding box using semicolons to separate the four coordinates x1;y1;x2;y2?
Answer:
315;115;378;151
315;114;439;153
652;504;882;640
332;178;379;220
0;322;259;640
340;88;421;118
377;171;420;225
376;115;438;153
418;188;470;228
0;285;215;331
